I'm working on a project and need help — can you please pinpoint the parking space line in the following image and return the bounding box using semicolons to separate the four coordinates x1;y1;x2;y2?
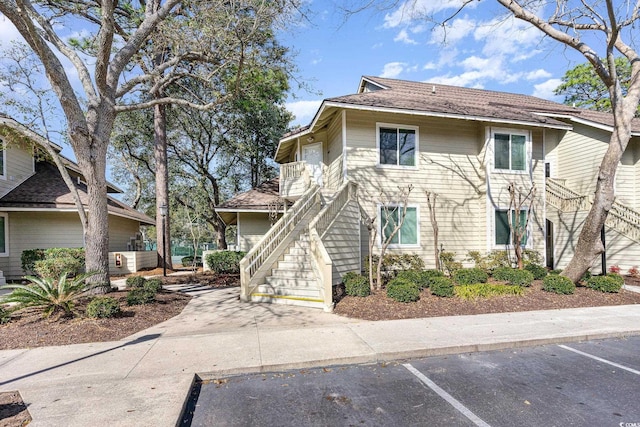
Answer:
403;363;491;427
558;345;640;375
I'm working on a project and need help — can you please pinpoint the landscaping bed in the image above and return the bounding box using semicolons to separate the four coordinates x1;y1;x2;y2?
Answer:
0;391;31;427
333;277;640;321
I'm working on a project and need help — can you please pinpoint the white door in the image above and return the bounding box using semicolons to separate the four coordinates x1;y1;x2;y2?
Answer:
302;142;323;186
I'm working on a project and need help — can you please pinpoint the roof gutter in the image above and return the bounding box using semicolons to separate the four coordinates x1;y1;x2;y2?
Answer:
534;112;640;137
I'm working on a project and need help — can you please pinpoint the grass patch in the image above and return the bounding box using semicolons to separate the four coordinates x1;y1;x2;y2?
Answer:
454;283;526;300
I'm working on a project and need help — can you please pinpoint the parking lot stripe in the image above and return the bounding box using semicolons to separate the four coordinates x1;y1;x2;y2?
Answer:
403;363;491;427
558;345;640;375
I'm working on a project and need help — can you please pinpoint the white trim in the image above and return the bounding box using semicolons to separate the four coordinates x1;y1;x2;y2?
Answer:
376;122;420;169
359;76;390;93
485;127;493;254
0;138;6;180
542;129;547;268
490;127;531;175
491;207;533;250
342;110;348;180
215;208;286;214
377;203;420;248
0;212;7;257
535;112;640;137
236;212;241;250
0;207;151;224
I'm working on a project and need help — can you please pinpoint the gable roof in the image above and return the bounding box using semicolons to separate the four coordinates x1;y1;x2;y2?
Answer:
0;161;154;225
276;76;640;162
216;178;287;225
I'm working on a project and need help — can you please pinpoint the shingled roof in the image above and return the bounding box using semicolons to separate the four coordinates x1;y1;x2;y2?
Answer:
0;161;154;225
216;178;287;225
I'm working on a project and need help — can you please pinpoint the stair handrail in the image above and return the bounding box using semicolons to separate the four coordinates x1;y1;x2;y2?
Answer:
546;178;590;211
308;180;358;311
240;183;320;289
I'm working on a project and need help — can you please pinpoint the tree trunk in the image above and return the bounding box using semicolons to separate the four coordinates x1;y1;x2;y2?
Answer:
214;214;227;250
562;123;630;282
154;103;173;270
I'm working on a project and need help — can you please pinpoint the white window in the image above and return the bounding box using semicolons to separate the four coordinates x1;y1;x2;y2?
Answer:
492;129;530;173
494;208;529;248
0;213;8;256
377;123;418;168
379;205;419;247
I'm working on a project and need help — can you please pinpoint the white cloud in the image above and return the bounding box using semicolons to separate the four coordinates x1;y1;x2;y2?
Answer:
380;62;407;78
394;29;418;45
383;0;477;28
430;17;476;45
286;100;322;125
532;78;562;100
524;69;552;81
460;56;492;71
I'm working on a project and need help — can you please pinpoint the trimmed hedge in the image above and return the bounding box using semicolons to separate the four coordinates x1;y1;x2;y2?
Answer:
455;283;525;300
542;275;575;294
525;263;548;280
126;288;156;305
21;249;46;275
493;267;534;287
586;275;623;293
386;278;420;303
86;296;121;319
205;251;246;274
453;268;488;285
395;269;441;290
126;276;147;289
344;273;370;297
143;278;164;293
23;247;85;279
430;277;455;297
606;273;625;287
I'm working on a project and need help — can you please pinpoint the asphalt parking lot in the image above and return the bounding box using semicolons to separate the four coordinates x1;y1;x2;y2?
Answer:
185;336;640;426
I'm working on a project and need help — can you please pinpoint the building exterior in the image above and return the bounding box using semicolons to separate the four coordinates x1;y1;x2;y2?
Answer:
0;114;155;280
219;76;640;311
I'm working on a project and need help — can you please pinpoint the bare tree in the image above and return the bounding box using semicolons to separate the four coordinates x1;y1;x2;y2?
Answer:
0;0;301;286
507;182;536;269
370;184;414;290
425;191;440;271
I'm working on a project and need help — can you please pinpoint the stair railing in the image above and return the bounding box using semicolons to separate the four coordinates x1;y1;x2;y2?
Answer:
240;183;320;300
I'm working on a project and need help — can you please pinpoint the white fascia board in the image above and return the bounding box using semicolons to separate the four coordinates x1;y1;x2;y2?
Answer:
0;207;150;223
215;208;284;213
323;102;574;131
358;76;389;93
534;112;640;136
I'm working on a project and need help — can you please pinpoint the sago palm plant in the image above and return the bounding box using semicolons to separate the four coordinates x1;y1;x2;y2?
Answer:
0;271;100;317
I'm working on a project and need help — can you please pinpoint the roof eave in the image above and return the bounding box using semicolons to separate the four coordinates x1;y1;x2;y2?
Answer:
534;112;640;136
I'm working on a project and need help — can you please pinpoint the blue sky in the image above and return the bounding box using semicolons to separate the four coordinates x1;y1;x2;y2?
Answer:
1;1;591;135
281;1;588;127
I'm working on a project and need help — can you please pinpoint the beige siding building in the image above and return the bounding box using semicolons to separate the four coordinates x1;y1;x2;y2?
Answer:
220;76;640;310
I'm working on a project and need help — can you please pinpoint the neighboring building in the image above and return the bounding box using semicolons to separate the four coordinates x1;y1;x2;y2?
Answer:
219;76;640;311
0;114;155;280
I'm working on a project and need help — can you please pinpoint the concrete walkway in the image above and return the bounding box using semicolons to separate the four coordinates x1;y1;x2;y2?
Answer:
2;283;640;426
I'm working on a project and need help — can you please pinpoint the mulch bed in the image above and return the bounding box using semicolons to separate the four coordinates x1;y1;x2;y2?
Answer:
333;278;640;321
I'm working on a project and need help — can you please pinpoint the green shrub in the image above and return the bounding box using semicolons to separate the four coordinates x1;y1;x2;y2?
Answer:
126;276;147;289
86;296;121;319
542;275;575;294
364;254;425;282
453;268;488;285
581;270;592;282
493;267;534;287
606;273;625;287
550;269;563;275
386;278;420;303
0;271;100;317
45;247;85;263
586;275;622;293
181;256;202;267
34;256;84;280
143;278;163;293
430;277;455;297
525;263;548;280
455;283;525;300
126;288;156;305
439;251;463;276
205;251;246;274
522;250;543;266
21;248;46;274
0;305;11;324
344;274;370;297
395;270;433;290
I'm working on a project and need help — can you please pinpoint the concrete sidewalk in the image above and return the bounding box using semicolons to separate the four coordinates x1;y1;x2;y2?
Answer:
2;283;640;426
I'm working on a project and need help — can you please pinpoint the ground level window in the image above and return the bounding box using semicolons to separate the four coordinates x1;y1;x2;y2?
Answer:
495;209;528;246
0;213;7;255
380;205;418;246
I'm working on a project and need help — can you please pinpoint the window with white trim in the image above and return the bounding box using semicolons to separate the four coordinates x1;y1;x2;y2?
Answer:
379;205;419;246
493;130;528;172
494;208;529;247
0;213;8;256
377;124;418;167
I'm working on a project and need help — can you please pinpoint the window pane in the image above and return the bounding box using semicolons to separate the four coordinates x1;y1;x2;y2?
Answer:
495;210;510;245
0;216;5;253
511;135;526;171
400;207;417;245
0;148;4;176
494;134;510;169
398;129;415;166
512;210;528;246
379;128;397;165
381;207;399;244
